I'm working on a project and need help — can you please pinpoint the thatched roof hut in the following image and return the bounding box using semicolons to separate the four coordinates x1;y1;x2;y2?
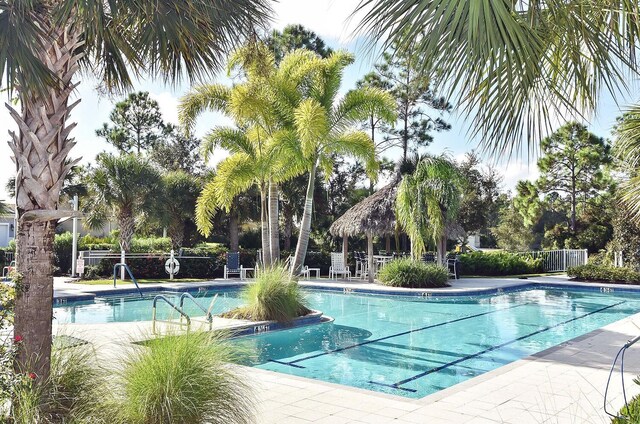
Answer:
328;178;466;284
329;180;398;238
329;180;399;283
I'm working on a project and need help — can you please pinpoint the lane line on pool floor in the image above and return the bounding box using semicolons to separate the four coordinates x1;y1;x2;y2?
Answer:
268;302;533;369
369;300;626;393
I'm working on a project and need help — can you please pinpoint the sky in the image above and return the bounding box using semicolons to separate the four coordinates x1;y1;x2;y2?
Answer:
0;0;636;200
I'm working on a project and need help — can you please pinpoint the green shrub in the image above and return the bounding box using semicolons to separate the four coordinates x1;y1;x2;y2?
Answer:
130;237;172;253
567;264;640;284
612;393;640;423
53;232;74;275
224;266;310;322
458;251;544;276
378;259;450;288
10;342;104;423
114;332;254;424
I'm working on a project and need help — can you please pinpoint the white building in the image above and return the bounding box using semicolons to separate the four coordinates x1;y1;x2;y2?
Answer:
0;206;16;248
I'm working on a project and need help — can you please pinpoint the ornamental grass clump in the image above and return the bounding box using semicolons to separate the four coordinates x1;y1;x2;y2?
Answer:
223;265;310;322
378;259;450;288
114;331;254;424
10;340;104;423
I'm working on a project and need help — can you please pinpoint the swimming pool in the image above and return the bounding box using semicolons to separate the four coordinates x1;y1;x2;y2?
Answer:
54;289;245;324
54;285;640;398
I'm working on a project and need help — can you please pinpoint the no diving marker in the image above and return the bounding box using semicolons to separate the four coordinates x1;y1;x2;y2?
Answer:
165;258;180;276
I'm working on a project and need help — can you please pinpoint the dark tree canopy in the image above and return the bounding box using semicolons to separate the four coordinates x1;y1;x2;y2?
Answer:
149;124;204;174
96;92;165;154
372;42;452;161
265;24;333;63
537;122;612;232
456;152;503;244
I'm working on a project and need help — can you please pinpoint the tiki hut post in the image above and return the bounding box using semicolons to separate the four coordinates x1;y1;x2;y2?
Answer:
342;234;348;265
367;232;374;284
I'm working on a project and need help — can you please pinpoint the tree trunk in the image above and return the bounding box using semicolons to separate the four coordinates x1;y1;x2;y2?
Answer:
13;220;56;379
118;210;135;252
268;180;280;263
260;185;271;266
283;208;293;251
437;236;447;266
229;210;239;252
168;220;184;251
7;23;82;380
291;161;317;275
367;233;374;284
571;175;577;233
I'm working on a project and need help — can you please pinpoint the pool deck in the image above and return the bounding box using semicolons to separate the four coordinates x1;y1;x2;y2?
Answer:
53;275;640;423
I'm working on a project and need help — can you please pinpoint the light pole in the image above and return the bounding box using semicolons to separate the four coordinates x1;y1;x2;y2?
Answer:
70;195;78;277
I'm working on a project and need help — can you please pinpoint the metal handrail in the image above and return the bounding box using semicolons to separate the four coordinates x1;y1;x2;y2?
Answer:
113;263;143;298
604;334;640;420
179;292;213;323
152;295;191;333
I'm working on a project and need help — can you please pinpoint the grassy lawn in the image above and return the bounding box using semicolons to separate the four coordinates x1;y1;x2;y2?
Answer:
73;278;209;285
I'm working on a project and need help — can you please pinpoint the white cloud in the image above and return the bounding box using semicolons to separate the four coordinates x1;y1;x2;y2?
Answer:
273;0;367;44
149;92;180;125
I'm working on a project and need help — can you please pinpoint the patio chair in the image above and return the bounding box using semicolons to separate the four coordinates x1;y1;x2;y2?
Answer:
354;251;368;279
329;252;351;280
447;255;459;280
224;252;248;280
422;252;436;263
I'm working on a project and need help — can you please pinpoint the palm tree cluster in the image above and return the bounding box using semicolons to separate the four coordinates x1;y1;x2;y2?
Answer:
179;43;396;274
0;0;271;380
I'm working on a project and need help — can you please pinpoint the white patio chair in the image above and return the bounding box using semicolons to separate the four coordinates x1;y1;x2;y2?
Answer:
329;252;351;280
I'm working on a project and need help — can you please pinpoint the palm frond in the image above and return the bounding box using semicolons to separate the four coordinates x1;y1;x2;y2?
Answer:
202;127;255;161
355;0;640;157
0;1;57;96
330;131;379;180
178;84;231;135
294;98;328;158
332;87;396;131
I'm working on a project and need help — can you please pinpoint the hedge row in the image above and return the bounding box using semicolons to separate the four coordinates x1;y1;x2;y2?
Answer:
458;251;544;276
567;264;640;284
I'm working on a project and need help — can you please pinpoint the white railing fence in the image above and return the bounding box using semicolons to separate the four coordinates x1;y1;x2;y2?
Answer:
514;249;588;272
77;249;216;280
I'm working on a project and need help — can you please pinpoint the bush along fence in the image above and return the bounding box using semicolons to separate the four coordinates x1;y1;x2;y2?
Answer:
513;249;588;272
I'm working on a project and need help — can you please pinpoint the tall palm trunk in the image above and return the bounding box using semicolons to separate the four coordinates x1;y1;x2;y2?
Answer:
118;209;135;252
6;24;82;380
229;209;239;251
260;185;271;266
168;221;184;250
268;181;280;262
291;160;317;275
283;207;293;251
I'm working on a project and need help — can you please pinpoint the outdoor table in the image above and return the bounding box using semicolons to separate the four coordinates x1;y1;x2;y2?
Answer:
372;255;394;274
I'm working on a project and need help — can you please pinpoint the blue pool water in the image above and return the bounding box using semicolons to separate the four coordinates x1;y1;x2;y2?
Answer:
54;285;640;398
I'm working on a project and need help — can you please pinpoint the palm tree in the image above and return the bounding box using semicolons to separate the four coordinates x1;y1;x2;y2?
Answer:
355;1;640;156
0;0;270;378
179;46;317;265
160;171;202;250
289;51;396;274
396;155;464;265
85;154;162;252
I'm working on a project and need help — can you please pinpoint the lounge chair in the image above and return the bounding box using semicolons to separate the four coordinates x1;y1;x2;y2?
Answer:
329;252;351;280
224;252;250;280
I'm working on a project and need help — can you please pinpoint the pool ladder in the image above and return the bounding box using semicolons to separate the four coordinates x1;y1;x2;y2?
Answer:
152;293;217;334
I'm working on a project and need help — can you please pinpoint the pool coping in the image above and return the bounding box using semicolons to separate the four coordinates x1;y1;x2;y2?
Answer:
54;276;640;303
